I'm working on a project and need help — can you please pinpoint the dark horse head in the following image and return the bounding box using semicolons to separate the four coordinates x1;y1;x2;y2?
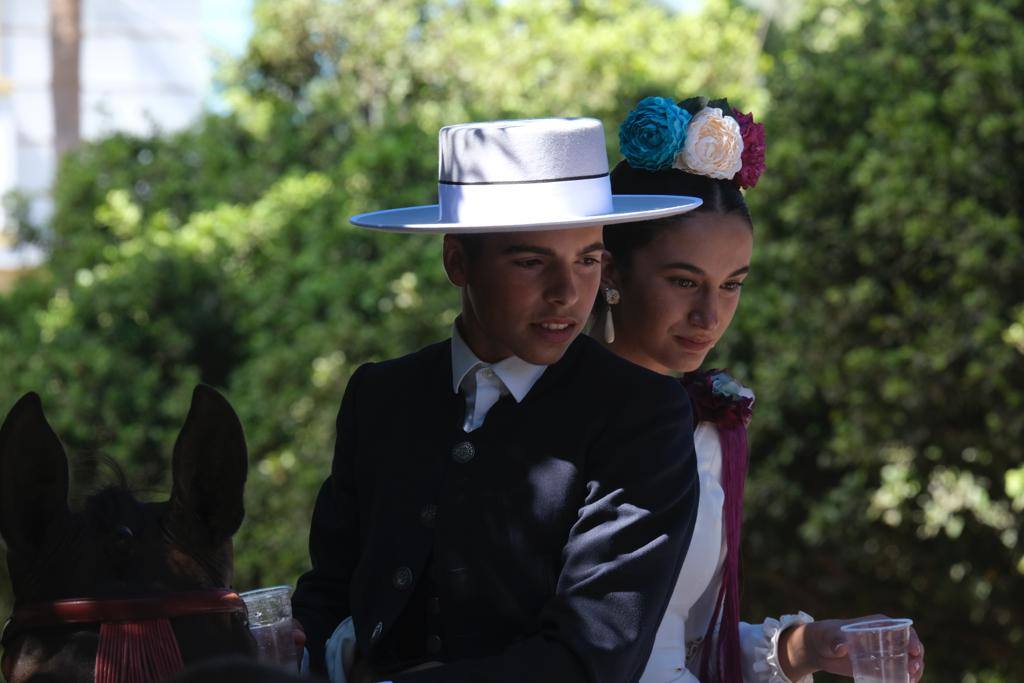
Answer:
0;386;257;682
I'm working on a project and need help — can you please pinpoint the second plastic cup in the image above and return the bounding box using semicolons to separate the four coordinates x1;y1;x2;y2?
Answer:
241;585;295;668
840;618;914;683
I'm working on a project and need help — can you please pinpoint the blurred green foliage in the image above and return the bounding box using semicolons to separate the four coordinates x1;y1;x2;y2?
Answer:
1;0;1020;681
722;0;1024;680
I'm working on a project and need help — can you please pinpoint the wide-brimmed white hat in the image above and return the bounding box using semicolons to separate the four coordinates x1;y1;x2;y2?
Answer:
350;118;701;233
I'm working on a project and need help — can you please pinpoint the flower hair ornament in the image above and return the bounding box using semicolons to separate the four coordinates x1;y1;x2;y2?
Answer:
618;95;766;189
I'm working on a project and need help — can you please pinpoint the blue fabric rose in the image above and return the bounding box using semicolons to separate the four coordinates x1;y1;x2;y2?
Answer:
618;97;692;171
711;372;744;400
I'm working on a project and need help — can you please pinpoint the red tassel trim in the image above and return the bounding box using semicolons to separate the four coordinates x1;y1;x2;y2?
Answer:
95;619;184;683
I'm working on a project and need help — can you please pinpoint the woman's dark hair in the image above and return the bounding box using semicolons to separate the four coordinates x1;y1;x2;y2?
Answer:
604;160;753;272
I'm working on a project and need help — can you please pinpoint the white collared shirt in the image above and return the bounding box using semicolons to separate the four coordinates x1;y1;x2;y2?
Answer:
451;322;548;432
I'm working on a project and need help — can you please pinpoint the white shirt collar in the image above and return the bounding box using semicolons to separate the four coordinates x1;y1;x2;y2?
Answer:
450;321;547;403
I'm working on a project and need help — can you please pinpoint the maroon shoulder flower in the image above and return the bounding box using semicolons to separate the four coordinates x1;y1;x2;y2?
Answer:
731;109;765;189
681;369;753;429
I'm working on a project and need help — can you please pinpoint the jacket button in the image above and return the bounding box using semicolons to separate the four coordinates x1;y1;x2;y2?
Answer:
451;441;475;463
371;621;383;642
420;504;438;528
426;634;443;654
428;596;441;614
392;566;414;590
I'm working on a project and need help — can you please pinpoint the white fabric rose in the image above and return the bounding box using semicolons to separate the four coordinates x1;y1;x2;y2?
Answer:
674;107;744;180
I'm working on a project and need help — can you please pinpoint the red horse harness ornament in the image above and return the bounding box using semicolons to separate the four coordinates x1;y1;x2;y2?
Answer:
2;589;247;682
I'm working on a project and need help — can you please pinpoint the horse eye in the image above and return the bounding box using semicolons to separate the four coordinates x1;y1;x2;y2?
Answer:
114;525;134;542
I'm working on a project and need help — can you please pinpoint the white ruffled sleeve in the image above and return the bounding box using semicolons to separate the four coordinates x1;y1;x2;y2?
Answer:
738;612;815;683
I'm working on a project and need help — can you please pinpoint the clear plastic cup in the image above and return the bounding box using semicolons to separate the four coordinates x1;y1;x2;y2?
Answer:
241;585;295;668
840;618;914;683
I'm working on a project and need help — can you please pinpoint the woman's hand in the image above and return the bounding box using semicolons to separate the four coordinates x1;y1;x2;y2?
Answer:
779;614;924;682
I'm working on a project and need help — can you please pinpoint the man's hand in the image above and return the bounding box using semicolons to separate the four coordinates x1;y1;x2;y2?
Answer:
292;618;307;668
780;615;925;682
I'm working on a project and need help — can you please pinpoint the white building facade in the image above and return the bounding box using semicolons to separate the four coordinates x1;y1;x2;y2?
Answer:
0;0;212;283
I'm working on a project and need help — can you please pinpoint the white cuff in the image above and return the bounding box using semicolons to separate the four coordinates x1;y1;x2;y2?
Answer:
753;612;814;683
326;617;359;683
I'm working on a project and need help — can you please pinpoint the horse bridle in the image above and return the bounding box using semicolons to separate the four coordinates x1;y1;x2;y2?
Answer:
0;589;247;647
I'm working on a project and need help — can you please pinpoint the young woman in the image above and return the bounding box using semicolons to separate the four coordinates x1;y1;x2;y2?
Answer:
599;97;926;683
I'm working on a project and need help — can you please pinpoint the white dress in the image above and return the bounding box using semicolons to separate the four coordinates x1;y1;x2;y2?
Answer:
640;422;815;683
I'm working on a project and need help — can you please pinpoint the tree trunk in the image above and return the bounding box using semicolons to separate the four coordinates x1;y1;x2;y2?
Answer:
50;0;81;156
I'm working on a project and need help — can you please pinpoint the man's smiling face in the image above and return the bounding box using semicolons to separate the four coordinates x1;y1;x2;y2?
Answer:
444;226;605;366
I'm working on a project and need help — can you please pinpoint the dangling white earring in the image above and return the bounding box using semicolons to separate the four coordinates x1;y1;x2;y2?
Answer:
603;287;621;344
604;308;615;344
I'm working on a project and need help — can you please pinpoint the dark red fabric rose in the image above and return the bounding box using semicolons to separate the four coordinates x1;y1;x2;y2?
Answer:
731;109;765;189
682;369;753;429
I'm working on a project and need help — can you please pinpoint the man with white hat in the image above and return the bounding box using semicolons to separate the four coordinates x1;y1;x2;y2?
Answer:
292;118;702;682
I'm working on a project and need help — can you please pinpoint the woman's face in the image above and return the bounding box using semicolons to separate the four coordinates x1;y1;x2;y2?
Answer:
605;212;753;375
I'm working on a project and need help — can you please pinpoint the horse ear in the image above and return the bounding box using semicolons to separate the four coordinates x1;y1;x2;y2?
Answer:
0;393;70;554
168;385;248;544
